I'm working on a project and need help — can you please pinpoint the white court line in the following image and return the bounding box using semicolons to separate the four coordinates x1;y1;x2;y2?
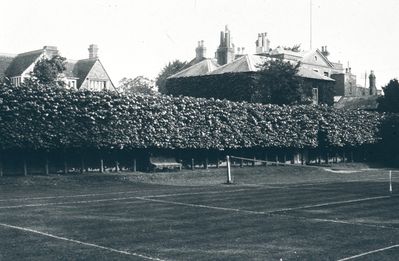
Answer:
239;177;390;189
0;186;209;202
0;222;166;261
135;196;399;230
267;195;391;213
144;188;256;198
337;244;399;261
136;195;391;216
136;197;266;215
0;188;254;210
0;196;141;209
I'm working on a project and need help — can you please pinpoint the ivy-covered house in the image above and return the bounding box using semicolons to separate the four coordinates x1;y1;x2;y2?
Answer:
166;27;377;105
167;50;336;104
0;45;115;91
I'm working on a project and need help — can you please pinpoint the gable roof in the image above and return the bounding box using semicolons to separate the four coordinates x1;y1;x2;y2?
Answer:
70;59;97;88
301;49;334;68
5;49;43;77
168;58;219;79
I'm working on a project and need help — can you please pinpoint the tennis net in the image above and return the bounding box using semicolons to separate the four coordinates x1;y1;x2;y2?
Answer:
226;155;398;196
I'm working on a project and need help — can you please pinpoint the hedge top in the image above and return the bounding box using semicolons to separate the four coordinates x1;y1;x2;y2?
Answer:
0;83;383;150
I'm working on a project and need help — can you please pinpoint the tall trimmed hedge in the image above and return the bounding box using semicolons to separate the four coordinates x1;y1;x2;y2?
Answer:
0;83;385;151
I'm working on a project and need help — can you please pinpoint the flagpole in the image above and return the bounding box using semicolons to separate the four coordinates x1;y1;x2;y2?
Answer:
310;0;313;49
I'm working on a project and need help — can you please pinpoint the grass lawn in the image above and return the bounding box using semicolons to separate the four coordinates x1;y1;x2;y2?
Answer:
0;164;398;260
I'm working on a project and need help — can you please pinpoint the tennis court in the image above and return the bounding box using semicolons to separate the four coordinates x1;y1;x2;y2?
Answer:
0;164;398;261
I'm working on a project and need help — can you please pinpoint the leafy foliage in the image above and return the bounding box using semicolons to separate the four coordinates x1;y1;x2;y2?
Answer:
167;73;259;102
257;59;304;105
30;55;67;86
0;82;384;151
318;107;383;148
378;113;399;160
282;44;301;52
155;60;187;94
378;79;399;112
118;76;156;95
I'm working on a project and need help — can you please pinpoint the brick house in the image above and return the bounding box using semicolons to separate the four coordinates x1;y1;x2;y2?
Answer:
0;44;115;91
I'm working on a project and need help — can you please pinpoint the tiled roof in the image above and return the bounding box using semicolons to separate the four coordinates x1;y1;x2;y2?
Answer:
0;54;16;78
5;50;43;77
64;60;78;78
334;96;379;110
71;59;97;88
168;58;219;79
182;57;206;70
208;54;334;81
208;54;266;75
170;54;334;82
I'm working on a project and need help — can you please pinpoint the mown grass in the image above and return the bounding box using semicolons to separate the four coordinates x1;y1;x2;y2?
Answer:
0;165;398;260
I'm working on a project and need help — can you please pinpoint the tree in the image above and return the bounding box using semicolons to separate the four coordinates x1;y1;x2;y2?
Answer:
118;76;156;95
283;44;301;52
378;79;399;112
30;55;67;86
155;60;187;94
257;59;305;105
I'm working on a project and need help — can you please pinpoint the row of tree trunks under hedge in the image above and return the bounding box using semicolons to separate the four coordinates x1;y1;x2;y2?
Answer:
0;147;380;176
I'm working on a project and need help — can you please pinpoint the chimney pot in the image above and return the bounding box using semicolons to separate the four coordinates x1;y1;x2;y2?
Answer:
196;40;206;60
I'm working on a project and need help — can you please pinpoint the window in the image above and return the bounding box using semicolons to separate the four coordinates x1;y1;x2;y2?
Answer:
89;80;107;91
313;69;319;73
314;56;318;61
67;80;76;89
11;76;22;87
324;72;329;77
312;88;319;105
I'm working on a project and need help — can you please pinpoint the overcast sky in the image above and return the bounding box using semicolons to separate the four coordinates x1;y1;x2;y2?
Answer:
1;0;398;88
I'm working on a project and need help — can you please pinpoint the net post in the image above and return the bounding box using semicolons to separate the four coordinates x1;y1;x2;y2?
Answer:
389;170;393;194
44;152;49;175
23;158;28;176
226;156;232;184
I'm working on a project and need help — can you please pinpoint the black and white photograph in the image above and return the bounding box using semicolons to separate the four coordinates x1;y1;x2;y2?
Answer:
0;0;399;260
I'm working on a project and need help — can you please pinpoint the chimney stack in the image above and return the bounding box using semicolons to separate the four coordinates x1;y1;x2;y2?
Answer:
369;70;377;95
88;44;99;59
216;25;235;65
255;32;270;54
195;40;207;61
43;46;59;58
321;45;330;57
